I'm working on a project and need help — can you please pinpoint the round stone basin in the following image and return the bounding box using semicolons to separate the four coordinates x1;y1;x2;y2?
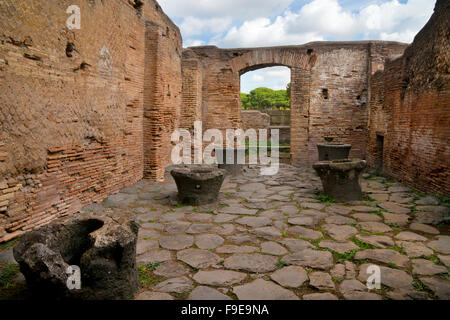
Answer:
171;166;226;205
313;159;367;202
317;143;352;161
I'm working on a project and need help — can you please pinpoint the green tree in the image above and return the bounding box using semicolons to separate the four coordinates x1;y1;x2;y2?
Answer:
241;93;250;110
241;87;290;110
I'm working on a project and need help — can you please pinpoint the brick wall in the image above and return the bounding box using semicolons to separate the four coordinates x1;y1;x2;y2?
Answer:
367;0;450;197
240;111;270;131
267;110;291;126
181;59;202;130
183;42;408;165
0;0;182;242
143;20;182;181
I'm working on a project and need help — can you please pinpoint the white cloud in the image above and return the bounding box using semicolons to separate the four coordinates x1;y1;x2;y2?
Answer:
357;0;435;42
215;17;324;48
183;39;206;47
158;0;294;20
211;0;434;47
180;17;233;37
251;74;265;82
284;0;357;38
241;67;291;93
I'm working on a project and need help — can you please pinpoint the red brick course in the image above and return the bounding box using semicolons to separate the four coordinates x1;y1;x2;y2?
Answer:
0;0;182;242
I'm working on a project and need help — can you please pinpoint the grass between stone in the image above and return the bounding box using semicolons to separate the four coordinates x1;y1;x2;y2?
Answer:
137;262;164;288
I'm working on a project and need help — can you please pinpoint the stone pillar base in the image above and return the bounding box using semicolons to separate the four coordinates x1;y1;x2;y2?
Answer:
313;159;367;202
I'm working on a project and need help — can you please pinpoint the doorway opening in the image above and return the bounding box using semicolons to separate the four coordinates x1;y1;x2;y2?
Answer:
239;66;291;163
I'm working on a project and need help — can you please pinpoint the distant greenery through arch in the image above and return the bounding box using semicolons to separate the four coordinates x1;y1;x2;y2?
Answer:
241;83;290;111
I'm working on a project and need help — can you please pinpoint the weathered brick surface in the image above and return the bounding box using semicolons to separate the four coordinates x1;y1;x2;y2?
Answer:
0;0;182;241
0;0;447;242
183;42;407;164
367;0;449;197
181;59;203;130
143;20;182;181
240;111;270;131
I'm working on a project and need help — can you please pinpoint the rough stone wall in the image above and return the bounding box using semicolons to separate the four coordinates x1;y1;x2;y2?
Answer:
367;0;450;197
0;0;182;242
240;110;270;131
183;42;407;164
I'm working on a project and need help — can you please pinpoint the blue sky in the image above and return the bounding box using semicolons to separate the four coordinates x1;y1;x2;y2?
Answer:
158;0;435;93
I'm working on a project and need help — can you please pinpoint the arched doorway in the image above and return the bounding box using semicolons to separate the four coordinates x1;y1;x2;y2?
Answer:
239;66;292;163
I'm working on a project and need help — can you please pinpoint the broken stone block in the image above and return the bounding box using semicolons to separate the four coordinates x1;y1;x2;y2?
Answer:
13;209;139;300
171;166;226;205
313;159;367;201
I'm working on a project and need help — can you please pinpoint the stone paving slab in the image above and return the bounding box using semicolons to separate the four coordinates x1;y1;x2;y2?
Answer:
22;164;446;301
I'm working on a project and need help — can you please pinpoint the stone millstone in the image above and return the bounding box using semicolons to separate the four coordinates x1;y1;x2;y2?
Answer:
313;159;367;201
171;166;226;205
13;209;139;300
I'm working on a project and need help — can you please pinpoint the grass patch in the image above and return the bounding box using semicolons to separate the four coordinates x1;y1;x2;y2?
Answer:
351;237;376;250
434;194;450;207
316;194;337;205
309;238;323;247
332;276;343;284
409;186;426;198
389;245;407;255
440;272;450;280
137;263;164;288
174;202;186;208
0;238;19;252
0;263;20;289
277;261;291;269
359;229;387;236
331;249;358;264
386;262;401;269
412;279;426;292
422;255;442;265
363;195;376;202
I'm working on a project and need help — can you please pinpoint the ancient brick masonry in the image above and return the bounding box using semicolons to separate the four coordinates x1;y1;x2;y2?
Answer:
0;0;182;242
1;0;449;242
181;59;203;130
143;20;182;181
183;42;408;165
367;0;450;197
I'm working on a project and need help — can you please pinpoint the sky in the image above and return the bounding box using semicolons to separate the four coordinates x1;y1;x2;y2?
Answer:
158;0;435;93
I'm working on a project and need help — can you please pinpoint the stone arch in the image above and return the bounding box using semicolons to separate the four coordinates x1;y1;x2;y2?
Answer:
183;42;408;166
230;48;317;74
232;49;317;164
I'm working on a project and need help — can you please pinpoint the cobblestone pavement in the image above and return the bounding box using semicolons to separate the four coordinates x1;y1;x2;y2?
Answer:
2;164;449;300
